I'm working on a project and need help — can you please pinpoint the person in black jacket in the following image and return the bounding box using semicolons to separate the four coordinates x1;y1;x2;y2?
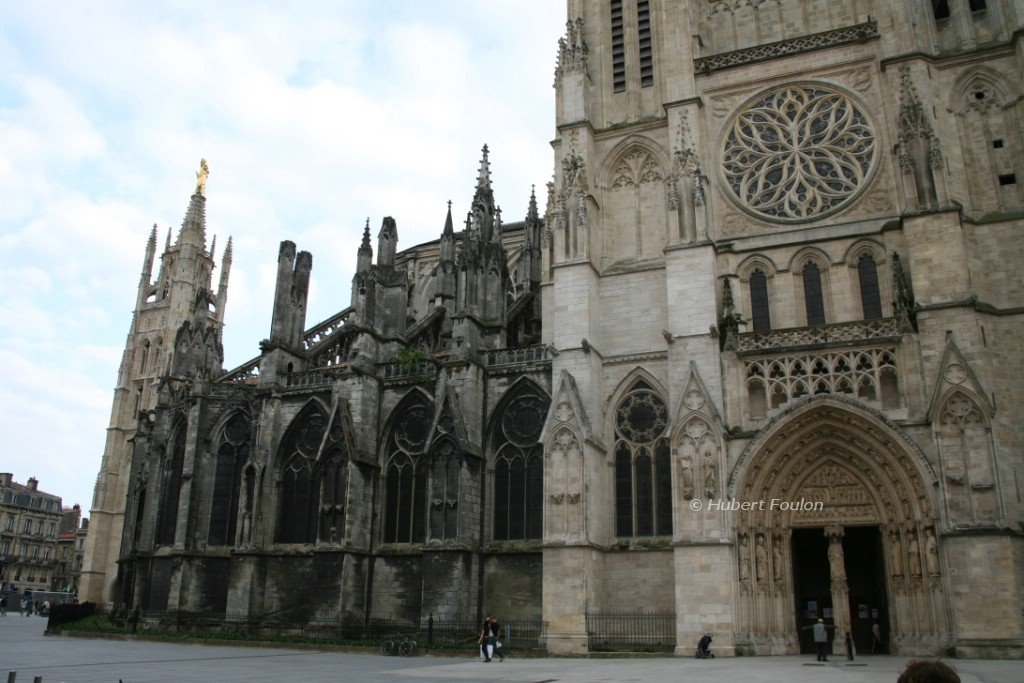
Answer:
486;616;506;662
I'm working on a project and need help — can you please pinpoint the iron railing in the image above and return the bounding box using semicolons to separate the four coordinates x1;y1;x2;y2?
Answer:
51;606;547;651
586;611;676;652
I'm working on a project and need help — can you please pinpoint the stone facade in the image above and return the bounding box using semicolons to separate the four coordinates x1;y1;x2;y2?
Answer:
93;0;1023;659
0;474;63;596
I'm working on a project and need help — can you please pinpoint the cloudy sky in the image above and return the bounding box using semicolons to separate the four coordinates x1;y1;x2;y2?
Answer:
0;1;565;513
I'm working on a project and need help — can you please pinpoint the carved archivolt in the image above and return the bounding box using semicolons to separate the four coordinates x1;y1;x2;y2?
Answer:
721;83;877;223
733;403;934;530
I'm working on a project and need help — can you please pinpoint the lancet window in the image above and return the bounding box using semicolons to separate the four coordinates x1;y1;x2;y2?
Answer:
155;423;186;546
208;413;250;546
382;398;431;544
614;381;672;537
802;262;826;326
276;407;326;544
492;386;548;541
428;436;461;540
857;254;883;320
319;420;349;543
750;269;772;332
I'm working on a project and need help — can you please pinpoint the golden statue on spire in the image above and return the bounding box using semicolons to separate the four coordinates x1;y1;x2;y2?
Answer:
195;158;210;197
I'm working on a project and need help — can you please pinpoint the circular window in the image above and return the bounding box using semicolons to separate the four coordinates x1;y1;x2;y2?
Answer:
502;394;546;447
721;83;877;223
615;386;667;444
224;415;250;445
395;404;431;453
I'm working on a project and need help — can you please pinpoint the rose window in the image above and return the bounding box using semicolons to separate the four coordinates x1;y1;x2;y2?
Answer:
615;384;667;444
721;84;876;223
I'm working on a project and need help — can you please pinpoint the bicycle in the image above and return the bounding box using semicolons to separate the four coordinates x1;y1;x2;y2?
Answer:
380;633;417;657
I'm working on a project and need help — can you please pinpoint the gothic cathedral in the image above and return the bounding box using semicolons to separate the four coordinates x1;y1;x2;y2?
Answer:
80;1;1023;658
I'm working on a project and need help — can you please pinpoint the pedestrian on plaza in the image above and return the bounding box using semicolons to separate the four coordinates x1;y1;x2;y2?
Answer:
487;616;506;662
871;621;883;653
844;630;854;661
897;659;960;683
0;596;7;616
478;617;492;662
801;618;835;662
19;597;27;616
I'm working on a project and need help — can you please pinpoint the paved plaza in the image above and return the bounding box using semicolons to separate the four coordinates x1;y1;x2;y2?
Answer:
0;615;1021;683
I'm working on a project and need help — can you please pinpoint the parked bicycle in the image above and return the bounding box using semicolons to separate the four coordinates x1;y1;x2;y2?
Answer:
380;633;417;656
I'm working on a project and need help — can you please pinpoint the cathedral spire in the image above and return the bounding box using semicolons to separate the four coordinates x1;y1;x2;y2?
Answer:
440;201;455;263
357;218;373;273
444;200;454;235
436;201;457;303
136;224;158;309
176;160;209;250
216;236;233;323
476;144;492;196
141;224;158;284
471;145;496;243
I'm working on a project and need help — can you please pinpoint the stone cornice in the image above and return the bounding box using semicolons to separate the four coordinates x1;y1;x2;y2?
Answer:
695;21;879;75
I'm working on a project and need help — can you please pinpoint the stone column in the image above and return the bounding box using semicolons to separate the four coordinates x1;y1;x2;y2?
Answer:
824;525;851;656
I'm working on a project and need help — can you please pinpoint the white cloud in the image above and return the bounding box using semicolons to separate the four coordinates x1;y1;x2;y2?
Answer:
0;0;565;512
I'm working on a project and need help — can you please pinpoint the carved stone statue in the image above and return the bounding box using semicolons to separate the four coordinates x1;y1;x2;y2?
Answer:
679;447;694;500
755;534;768;581
828;536;847;583
908;531;922;577
738;533;751;581
890;530;904;576
925;528;940;576
702;446;717;498
772;534;784;582
195;158;210;197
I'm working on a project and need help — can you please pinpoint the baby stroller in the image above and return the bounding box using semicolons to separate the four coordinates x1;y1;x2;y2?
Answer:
695;633;714;658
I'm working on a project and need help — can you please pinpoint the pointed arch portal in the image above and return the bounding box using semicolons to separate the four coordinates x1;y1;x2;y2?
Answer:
731;398;948;655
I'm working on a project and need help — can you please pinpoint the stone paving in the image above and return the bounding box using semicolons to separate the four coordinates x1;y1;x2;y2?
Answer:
1;615;1021;683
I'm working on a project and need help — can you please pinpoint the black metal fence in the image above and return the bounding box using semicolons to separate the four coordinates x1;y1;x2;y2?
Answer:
421;615;545;650
51;607;547;651
585;611;676;652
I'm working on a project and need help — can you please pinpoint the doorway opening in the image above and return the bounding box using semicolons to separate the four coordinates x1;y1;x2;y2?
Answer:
792;527;831;654
843;526;890;654
791;526;890;654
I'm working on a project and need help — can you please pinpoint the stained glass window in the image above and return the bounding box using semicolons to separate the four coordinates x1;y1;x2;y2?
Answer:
492;386;548;541
613;381;671;537
858;254;883;320
276;408;325;543
383;397;431;543
750;269;771;332
208;413;249;545
803;262;826;326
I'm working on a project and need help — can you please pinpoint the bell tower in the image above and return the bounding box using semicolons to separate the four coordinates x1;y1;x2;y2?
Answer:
79;160;232;603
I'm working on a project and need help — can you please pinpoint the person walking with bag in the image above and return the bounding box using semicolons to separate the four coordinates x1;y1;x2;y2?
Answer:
487;616;506;662
478;618;492;662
